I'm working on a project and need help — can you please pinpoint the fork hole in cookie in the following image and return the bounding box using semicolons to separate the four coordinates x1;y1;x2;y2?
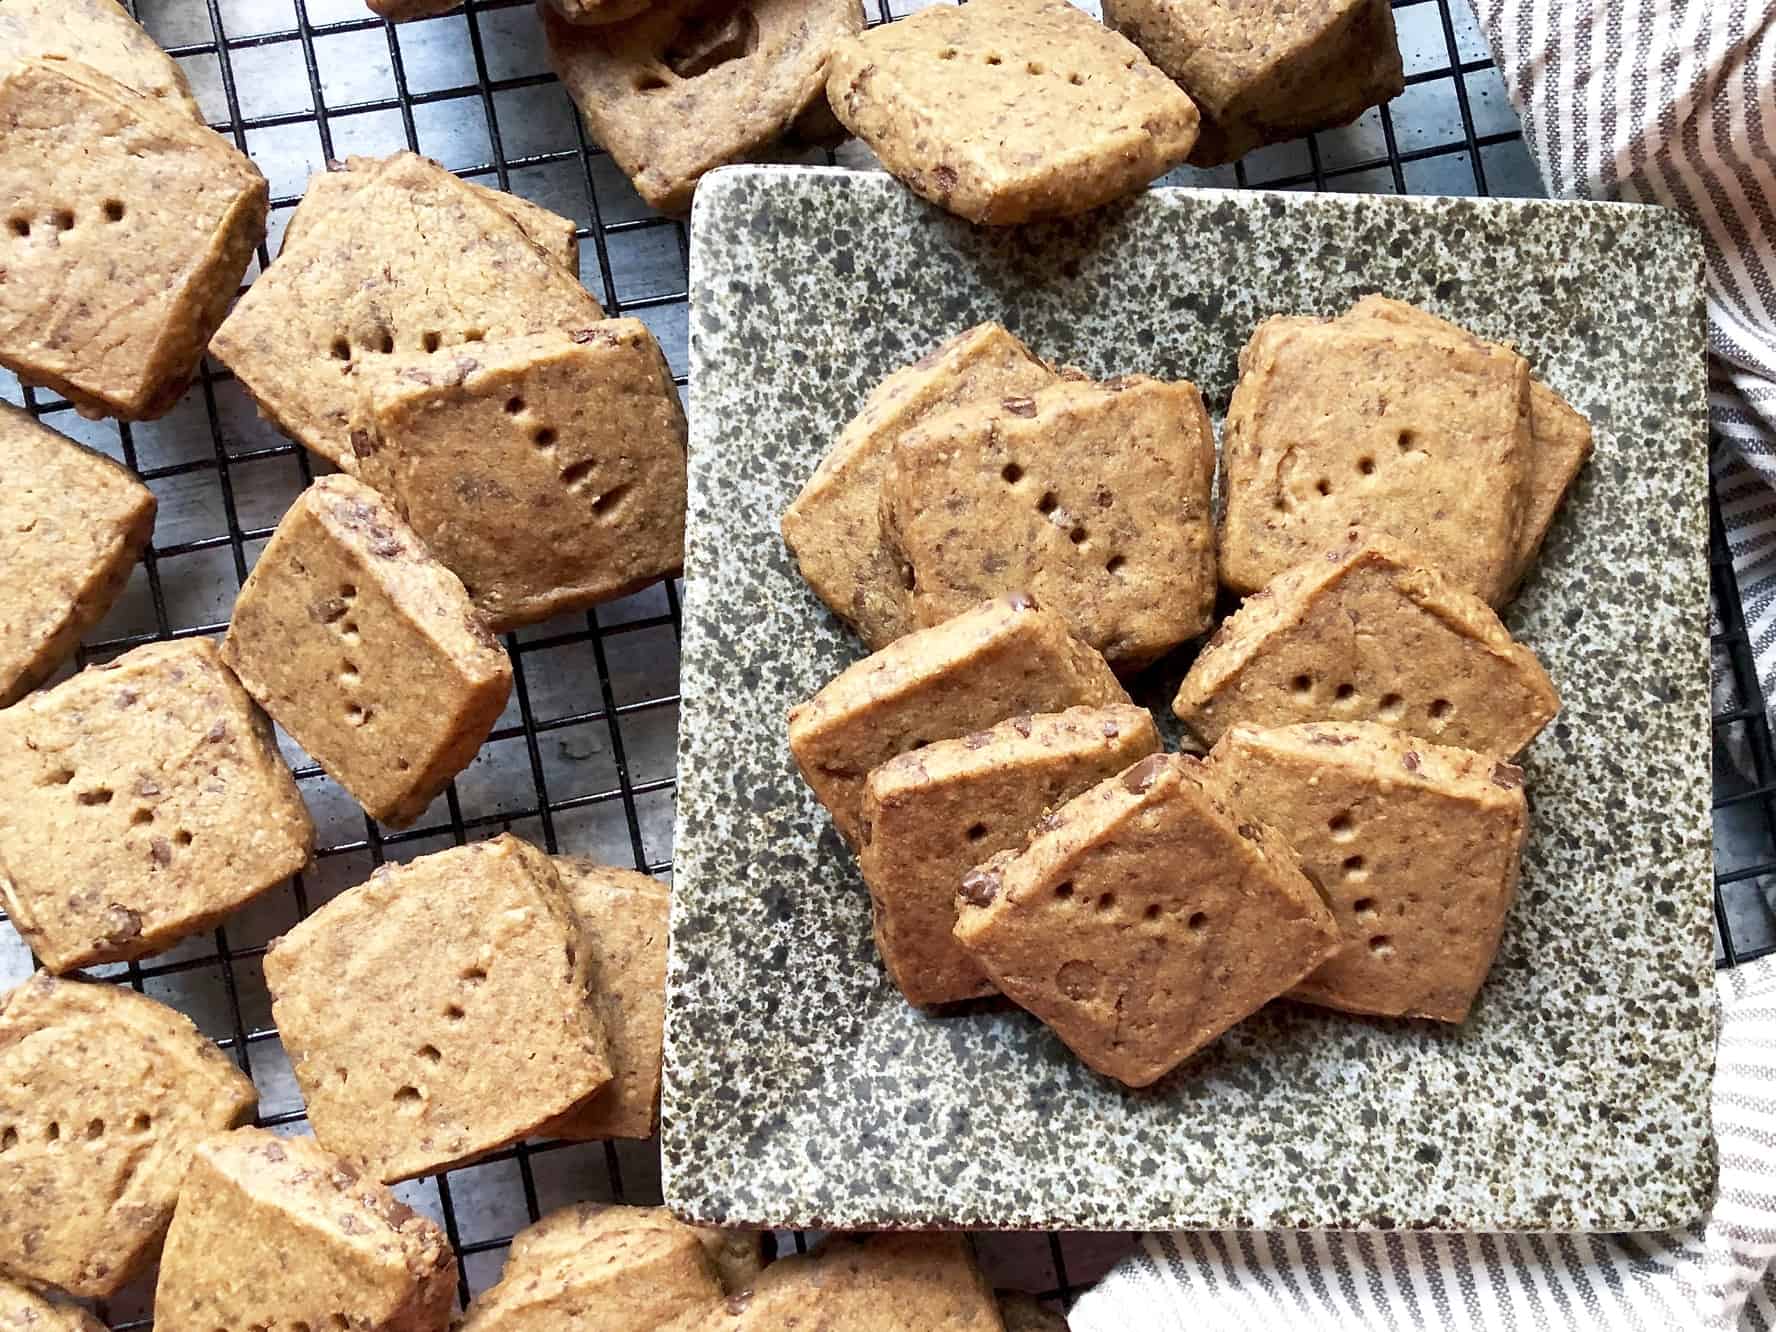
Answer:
131;808;154;826
1026;61;1045;75
985;53;1003;65
1377;692;1405;721
52;209;74;231
444;1003;466;1021
1054;881;1074;900
593;484;630;516
1036;491;1058;515
1357;456;1376;476
339;621;360;645
1001;462;1023;484
1106;554;1126;575
1095;892;1115;911
1328;811;1356;841
1368;934;1394;956
330;338;351;361
393;1086;423;1111
1143;903;1162;921
505;396;525;416
533;426;558;449
77;788;113;806
938;47;958;60
344;704;370;728
561;460;594;491
174;830;192;847
85;1118;105;1141
1334;682;1356;703
1289;673;1313;700
1353;895;1377;916
418;1044;442;1064
45;1122;59;1142
461;965;487;985
1428;698;1452;724
103;200;126;222
422;331;441;353
463;329;484;343
340;662;360;687
1316;478;1332;497
130;1113;151;1133
8;217;28;237
966;822;987;842
1068;72;1085;85
1069;526;1087;545
1187;910;1208;931
1397;429;1417;452
1344;857;1368;881
44;768;75;786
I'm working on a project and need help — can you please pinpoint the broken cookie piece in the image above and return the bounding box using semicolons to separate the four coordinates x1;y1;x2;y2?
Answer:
827;0;1199;224
0;638;314;974
1220;309;1532;606
282;154;580;272
788;596;1129;849
1343;295;1594;587
542;859;670;1142
0;403;157;707
783;322;1055;651
463;1205;726;1332
954;753;1339;1087
1172;534;1559;758
0;973;257;1299
0;0;203;120
153;1128;457;1332
0;1279;106;1332
211;151;604;470
264;835;612;1183
350;323;687;633
221;475;513;829
882;374;1217;668
1210;722;1528;1023
860;705;1160;1007
544;0;864;216
506;1204;764;1299
0;59;266;420
1104;0;1403;165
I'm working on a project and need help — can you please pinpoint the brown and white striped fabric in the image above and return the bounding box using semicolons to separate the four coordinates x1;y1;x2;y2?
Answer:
1072;958;1776;1330
1473;0;1776;718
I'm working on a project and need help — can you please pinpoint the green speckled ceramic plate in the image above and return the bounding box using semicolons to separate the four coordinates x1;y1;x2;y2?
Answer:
663;166;1714;1232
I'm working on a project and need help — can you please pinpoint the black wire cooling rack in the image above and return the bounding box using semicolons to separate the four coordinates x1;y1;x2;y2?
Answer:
1;0;1761;1323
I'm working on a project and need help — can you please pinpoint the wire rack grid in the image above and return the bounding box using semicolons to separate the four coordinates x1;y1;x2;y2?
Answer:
0;0;1760;1324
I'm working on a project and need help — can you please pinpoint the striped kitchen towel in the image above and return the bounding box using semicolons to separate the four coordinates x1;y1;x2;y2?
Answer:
1471;0;1776;717
1070;956;1776;1331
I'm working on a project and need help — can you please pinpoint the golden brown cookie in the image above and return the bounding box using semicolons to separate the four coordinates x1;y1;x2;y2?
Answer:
0;974;257;1299
999;1293;1069;1332
505;1204;764;1298
859;705;1160;1007
283;155;580;272
546;0;652;24
349;324;686;633
154;1128;457;1332
660;1234;1000;1331
1210;722;1528;1023
221;475;513;829
1220;311;1532;606
0;639;313;974
468;1205;726;1332
788;595;1129;849
0;59;266;420
882;374;1218;668
827;0;1199;225
1103;0;1403;165
365;0;463;18
0;0;202;121
783;323;1055;651
1343;295;1594;586
1172;533;1559;757
545;0;863;216
954;753;1339;1087
542;859;669;1141
264;835;612;1183
0;1280;106;1332
211;152;604;471
0;404;156;707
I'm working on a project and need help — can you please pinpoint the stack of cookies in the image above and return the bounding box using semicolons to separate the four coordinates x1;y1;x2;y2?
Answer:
785;301;1585;1087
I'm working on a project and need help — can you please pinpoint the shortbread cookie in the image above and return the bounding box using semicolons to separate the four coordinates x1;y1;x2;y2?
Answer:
221;475;512;829
668;1234;1002;1332
264;835;612;1182
828;0;1199;225
0;1280;106;1332
350;324;686;632
543;859;669;1141
1172;534;1559;757
860;705;1160;1007
154;1128;456;1332
506;1204;764;1298
0;0;202;120
1104;0;1403;165
1344;295;1594;584
466;1205;724;1332
788;596;1129;848
0;974;257;1298
1210;722;1527;1023
1220;311;1532;605
999;1294;1069;1332
0;639;313;973
955;753;1339;1087
212;152;604;470
0;59;266;420
283;155;579;272
783;323;1054;650
883;375;1217;668
545;0;863;215
0;404;156;706
547;0;652;24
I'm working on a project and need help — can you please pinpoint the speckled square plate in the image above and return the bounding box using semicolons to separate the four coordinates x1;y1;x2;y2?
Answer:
663;166;1715;1232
